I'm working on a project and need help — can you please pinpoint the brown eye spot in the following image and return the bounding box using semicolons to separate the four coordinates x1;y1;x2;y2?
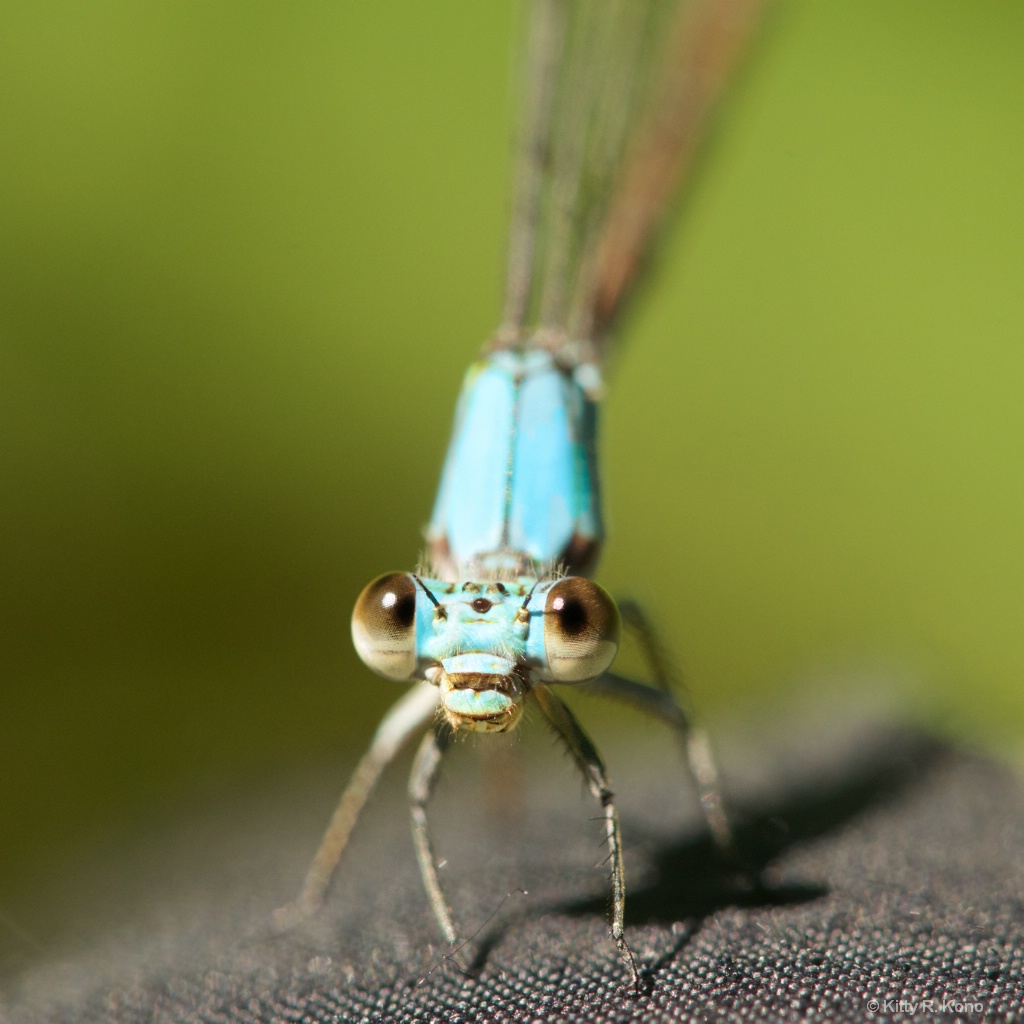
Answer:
384;585;416;629
549;592;587;634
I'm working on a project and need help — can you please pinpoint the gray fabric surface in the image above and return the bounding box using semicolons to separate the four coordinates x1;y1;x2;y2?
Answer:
5;713;1023;1022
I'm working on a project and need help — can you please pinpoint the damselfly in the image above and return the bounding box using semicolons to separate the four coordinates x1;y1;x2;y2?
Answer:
275;0;765;987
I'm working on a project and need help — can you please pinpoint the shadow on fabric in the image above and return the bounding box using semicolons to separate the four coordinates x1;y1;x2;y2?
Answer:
464;728;946;979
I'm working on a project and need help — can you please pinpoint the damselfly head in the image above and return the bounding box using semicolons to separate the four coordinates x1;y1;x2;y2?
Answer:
352;572;621;702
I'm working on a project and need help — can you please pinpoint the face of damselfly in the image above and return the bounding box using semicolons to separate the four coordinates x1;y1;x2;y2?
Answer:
351;572;621;731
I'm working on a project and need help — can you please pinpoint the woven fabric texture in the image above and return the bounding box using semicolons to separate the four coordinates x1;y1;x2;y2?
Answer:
5;714;1023;1023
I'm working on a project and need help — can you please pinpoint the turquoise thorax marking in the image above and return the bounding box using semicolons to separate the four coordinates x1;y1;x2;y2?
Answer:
427;349;602;577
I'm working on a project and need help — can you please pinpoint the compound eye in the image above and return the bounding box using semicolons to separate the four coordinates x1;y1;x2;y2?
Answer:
351;573;418;680
543;578;620;682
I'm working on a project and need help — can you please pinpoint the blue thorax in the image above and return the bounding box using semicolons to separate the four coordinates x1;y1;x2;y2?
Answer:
426;349;603;580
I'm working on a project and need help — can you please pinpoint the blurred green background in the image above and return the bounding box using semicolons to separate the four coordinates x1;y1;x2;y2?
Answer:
2;1;1022;956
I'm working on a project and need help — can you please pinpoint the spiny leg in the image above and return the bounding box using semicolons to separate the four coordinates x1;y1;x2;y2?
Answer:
273;682;440;931
408;723;459;950
532;683;640;991
591;599;734;856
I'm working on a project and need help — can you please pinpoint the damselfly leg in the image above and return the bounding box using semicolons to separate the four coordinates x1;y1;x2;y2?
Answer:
272;683;439;931
532;683;640;988
588;600;734;856
408;725;459;953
